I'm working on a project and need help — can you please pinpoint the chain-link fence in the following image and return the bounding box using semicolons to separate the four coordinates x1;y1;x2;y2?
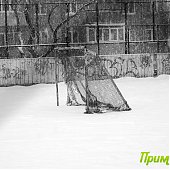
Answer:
0;1;169;86
0;1;170;58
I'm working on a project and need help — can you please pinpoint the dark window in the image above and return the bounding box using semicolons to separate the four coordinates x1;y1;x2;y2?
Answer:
67;31;72;43
145;29;153;41
118;28;124;41
99;29;103;41
128;2;135;13
69;1;77;14
7;33;13;45
70;3;77;13
111;29;117;41
110;28;124;41
7;32;19;45
0;0;11;11
14;32;20;44
121;1;135;14
39;3;47;14
40;31;48;44
89;28;95;42
0;33;5;45
130;30;136;41
73;30;79;43
103;28;109;41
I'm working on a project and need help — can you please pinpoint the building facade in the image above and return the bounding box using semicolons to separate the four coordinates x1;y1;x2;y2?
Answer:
0;0;169;58
62;0;170;55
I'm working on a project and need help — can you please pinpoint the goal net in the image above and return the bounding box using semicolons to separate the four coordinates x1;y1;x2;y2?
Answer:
56;47;131;113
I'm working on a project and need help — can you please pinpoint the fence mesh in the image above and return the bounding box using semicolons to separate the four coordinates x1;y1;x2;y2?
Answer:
0;1;170;59
56;47;131;112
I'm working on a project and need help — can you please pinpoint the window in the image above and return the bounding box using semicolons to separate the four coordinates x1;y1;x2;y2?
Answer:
73;30;79;43
89;28;96;42
69;1;77;15
0;33;5;46
40;30;49;44
122;1;135;14
111;29;117;41
128;2;135;14
129;30;137;42
38;3;47;15
145;29;153;41
145;2;152;13
0;0;12;12
88;26;125;42
69;3;77;13
67;30;72;43
144;2;158;13
110;28;124;41
7;32;20;45
118;28;124;41
64;28;80;43
7;33;13;45
0;31;19;45
103;29;109;41
34;2;47;15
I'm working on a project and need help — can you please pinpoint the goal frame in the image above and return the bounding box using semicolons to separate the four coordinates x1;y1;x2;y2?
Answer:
54;46;89;110
54;46;131;114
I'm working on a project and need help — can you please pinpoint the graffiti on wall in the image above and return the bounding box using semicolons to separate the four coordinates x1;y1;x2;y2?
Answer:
34;59;55;76
0;54;169;86
0;64;27;80
140;54;152;69
102;57;124;78
162;56;170;74
102;54;153;78
125;58;139;77
0;58;55;86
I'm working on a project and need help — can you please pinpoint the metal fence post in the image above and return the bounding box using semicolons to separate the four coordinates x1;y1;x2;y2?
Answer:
157;25;160;53
152;1;155;41
55;50;59;106
84;48;93;114
35;3;40;44
96;0;100;56
66;3;70;105
124;2;130;54
66;3;70;46
4;0;9;58
152;1;160;53
152;1;159;53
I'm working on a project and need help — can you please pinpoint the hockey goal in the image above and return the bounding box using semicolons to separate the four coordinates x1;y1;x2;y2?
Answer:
55;46;131;113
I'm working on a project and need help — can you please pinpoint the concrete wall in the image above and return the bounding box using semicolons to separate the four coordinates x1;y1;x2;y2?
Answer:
0;53;169;87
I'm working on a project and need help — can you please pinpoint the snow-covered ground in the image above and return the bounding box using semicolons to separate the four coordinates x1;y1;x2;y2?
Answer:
0;76;169;169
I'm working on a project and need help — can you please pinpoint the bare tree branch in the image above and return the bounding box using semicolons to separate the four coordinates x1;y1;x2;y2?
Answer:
41;1;95;58
48;3;60;33
10;0;96;58
10;0;25;57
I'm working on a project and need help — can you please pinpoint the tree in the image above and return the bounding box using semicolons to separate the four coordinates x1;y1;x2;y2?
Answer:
8;0;95;58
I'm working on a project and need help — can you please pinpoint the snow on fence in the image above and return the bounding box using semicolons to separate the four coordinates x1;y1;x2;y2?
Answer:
0;58;58;86
0;54;169;86
156;53;170;75
101;54;154;78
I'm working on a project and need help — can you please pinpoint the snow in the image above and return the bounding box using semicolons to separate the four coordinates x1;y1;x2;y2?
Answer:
0;75;169;169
